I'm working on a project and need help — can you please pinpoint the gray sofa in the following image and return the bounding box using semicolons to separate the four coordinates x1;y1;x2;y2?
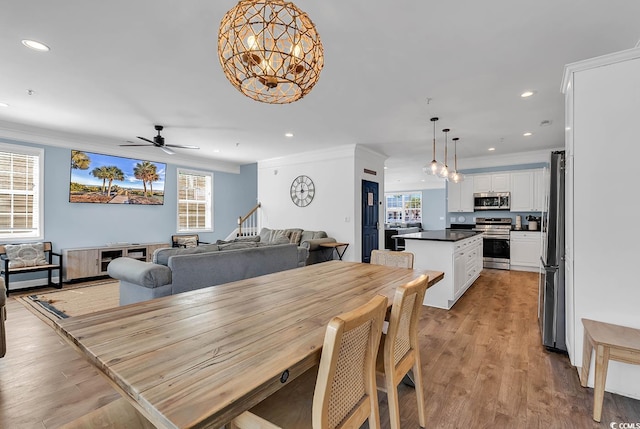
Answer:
108;242;307;305
258;227;336;265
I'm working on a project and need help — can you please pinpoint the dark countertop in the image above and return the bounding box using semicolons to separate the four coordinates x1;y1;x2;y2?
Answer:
392;230;483;242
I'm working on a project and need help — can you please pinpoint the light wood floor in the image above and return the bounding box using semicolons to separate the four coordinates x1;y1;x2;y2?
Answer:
1;270;639;428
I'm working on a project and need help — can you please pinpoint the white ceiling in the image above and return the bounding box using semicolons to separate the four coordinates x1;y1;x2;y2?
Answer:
2;1;639;185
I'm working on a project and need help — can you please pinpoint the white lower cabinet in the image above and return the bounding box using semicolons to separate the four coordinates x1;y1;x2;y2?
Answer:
406;234;483;309
510;231;542;271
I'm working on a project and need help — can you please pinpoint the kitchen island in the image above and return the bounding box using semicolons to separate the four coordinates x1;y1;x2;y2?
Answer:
394;230;483;309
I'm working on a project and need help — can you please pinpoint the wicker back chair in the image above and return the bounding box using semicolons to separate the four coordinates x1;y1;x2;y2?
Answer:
370;250;414;269
231;294;388;429
376;274;429;429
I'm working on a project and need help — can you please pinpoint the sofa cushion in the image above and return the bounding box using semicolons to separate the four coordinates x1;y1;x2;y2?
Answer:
5;243;48;268
259;228;290;245
153;244;219;266
300;230;328;243
216;236;261;245
218;242;259;251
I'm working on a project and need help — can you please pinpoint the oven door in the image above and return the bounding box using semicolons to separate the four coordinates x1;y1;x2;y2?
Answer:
483;236;510;269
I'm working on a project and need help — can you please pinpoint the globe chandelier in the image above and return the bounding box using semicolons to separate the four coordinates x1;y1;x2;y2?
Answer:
217;0;324;104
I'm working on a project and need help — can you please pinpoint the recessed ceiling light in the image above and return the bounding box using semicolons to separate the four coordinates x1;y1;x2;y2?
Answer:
21;39;50;52
521;90;536;98
523;132;533;137
284;132;294;138
383;166;388;170
213;149;220;153
488;147;496;151
0;102;8;108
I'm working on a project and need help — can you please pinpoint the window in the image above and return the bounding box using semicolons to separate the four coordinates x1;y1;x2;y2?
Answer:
385;192;422;224
0;143;44;240
177;169;213;232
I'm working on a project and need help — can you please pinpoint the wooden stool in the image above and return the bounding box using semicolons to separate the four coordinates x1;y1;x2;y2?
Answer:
580;318;640;422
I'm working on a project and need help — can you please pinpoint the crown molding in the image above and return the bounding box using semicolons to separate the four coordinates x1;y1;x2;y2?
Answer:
562;47;640;94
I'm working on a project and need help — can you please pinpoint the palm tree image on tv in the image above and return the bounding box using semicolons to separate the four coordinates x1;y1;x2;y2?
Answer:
69;150;166;205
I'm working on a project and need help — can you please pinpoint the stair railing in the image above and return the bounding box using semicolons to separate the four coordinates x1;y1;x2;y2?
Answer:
237;202;261;237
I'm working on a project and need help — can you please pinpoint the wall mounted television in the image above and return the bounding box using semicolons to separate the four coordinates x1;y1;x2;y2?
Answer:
69;150;166;205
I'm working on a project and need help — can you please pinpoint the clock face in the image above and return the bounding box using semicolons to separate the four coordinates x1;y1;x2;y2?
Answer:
290;175;315;207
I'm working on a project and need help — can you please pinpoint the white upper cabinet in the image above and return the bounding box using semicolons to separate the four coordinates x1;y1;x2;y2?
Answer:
473;173;510;193
448;177;474;212
510;169;547;212
510;171;534;211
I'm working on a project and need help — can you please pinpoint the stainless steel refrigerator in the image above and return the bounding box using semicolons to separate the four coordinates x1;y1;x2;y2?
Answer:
539;150;566;352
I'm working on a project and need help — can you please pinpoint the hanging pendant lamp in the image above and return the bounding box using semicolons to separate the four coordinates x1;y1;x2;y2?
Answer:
449;137;465;183
438;128;450;179
423;117;443;175
217;0;324;104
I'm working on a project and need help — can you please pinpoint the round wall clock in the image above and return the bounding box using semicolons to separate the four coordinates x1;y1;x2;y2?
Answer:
290;175;315;207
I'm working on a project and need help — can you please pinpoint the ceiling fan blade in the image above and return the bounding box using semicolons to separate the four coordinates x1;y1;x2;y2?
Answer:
160;146;175;155
165;144;200;149
137;136;155;144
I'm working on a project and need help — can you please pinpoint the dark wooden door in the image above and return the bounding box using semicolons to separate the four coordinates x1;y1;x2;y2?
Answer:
361;180;379;263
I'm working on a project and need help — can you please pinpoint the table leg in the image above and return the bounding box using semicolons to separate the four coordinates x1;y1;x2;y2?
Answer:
580;331;592;387
592;344;610;422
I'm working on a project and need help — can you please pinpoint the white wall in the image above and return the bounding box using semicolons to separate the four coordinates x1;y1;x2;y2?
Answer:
258;145;358;261
565;48;640;399
354;146;387;258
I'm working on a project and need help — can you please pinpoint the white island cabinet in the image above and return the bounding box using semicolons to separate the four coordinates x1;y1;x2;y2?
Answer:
402;231;483;309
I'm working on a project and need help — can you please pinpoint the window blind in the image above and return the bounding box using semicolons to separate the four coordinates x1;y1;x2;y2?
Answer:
0;149;41;238
177;169;212;232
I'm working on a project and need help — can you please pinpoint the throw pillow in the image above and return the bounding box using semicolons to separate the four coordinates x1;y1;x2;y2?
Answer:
5;243;48;268
176;236;198;248
288;230;302;245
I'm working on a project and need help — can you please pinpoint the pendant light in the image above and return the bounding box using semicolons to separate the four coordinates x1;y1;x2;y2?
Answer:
438;128;450;179
423;117;442;175
449;137;465;183
218;0;324;104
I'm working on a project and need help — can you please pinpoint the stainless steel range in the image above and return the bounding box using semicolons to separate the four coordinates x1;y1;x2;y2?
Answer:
473;217;512;270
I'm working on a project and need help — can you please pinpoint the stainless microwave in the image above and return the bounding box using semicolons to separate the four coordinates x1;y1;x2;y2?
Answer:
473;192;510;211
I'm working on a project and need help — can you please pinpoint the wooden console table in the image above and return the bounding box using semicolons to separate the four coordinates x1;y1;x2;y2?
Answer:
62;242;169;282
580;318;640;422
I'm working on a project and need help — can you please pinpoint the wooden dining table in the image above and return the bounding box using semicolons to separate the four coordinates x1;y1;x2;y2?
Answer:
54;261;444;429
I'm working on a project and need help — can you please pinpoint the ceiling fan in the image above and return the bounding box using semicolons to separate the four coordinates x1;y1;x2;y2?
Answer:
120;125;199;155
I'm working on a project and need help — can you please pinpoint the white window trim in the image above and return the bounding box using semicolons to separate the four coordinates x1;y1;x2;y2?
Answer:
176;168;213;233
0;142;44;242
384;191;422;224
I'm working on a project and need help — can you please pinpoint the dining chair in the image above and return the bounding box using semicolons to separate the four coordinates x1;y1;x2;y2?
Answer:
370;249;414;269
376;274;429;429
230;294;388;429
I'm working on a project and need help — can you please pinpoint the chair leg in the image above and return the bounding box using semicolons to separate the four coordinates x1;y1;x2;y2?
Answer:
385;375;401;429
412;360;427;428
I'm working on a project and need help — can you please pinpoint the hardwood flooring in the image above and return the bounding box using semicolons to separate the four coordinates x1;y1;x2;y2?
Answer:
1;269;639;428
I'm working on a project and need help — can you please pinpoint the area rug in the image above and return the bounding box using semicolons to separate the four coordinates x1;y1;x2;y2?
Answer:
18;280;119;325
